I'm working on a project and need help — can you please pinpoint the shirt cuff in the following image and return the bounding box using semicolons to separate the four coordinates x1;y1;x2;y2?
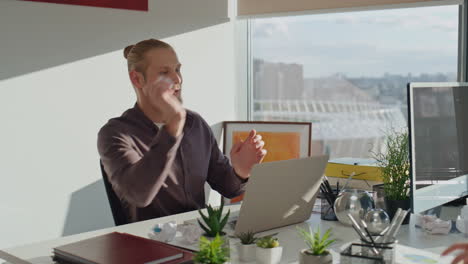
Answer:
233;169;249;184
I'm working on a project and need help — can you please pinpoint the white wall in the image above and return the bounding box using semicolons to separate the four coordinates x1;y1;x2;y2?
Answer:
0;0;239;249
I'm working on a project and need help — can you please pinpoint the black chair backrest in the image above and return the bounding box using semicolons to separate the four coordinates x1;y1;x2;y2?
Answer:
100;161;129;226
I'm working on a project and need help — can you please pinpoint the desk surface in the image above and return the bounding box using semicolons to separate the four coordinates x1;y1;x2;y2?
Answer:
2;205;465;264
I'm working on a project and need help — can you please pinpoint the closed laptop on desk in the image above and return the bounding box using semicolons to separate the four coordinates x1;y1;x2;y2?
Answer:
53;232;193;264
235;156;328;235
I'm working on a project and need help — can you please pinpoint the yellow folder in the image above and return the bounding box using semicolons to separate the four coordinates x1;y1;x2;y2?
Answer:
325;158;383;182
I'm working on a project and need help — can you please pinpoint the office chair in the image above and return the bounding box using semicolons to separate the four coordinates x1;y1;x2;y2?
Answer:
100;161;129;226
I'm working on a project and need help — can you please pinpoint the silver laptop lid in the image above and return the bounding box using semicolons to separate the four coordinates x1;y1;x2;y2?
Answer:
234;156;328;235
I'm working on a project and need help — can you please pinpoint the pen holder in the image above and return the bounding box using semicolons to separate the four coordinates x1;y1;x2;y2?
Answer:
320;191;338;221
359;238;396;264
340;242;395;264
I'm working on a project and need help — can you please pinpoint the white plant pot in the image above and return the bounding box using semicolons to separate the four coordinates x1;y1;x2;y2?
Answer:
299;249;332;264
238;244;256;262
256;247;283;264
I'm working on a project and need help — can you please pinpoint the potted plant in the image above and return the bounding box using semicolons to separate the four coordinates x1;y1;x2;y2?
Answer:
193;235;229;264
198;199;230;240
236;230;257;262
372;129;411;224
297;227;335;264
255;235;282;264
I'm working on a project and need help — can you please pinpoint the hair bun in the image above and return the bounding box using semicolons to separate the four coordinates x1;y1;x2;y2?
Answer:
123;45;135;59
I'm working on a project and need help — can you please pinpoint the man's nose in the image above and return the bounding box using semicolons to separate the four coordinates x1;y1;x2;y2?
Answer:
169;72;182;85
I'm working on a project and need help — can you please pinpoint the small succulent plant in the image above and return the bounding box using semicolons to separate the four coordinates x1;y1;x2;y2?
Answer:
236;231;257;245
256;235;280;248
198;199;230;237
297;226;335;256
193;235;229;264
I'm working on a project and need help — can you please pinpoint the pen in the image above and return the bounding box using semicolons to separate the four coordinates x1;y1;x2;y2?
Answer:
385;210;408;243
374;226;390;244
347;213;370;242
321;180;336;202
382;209;404;243
320;185;335;208
360;219;380;255
323;179;334;197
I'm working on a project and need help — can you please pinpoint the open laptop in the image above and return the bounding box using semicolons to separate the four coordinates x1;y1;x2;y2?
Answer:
234;155;329;235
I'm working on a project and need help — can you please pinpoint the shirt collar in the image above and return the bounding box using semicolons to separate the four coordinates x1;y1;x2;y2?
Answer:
130;103;157;131
128;103;194;134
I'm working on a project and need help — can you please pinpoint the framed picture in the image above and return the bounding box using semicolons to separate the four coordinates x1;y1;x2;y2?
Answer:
223;121;311;203
223;121;312;161
22;0;148;11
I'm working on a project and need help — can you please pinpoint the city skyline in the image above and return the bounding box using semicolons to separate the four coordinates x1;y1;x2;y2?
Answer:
253;58;455;104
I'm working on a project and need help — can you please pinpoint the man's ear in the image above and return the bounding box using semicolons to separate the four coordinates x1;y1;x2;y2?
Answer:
129;70;145;90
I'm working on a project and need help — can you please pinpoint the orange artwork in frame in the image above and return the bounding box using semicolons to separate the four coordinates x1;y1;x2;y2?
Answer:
223;121;312;203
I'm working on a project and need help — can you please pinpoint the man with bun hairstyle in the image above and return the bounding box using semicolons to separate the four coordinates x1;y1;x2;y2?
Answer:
97;39;267;223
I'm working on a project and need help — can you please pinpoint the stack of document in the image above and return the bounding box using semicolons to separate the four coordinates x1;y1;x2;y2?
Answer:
53;232;194;264
395;244;454;264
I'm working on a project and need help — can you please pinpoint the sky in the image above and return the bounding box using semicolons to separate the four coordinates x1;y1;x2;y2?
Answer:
252;5;459;78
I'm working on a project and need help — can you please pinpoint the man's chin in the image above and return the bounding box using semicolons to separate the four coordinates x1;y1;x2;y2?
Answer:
176;93;183;103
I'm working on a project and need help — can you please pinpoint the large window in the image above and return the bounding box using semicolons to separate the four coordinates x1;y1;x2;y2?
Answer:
250;5;459;158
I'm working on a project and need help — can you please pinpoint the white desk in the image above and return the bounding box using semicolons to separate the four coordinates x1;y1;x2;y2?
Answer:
2;205;465;264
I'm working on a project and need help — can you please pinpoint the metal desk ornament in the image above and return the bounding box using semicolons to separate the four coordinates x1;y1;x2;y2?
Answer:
340;209;409;264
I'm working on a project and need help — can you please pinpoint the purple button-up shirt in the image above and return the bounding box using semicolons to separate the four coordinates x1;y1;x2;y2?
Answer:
97;104;246;223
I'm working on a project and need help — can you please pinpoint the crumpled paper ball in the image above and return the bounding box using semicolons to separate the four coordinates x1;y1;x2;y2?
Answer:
424;218;451;234
148;221;177;242
178;223;203;245
456;217;468;234
415;214;437;228
415;214;451;235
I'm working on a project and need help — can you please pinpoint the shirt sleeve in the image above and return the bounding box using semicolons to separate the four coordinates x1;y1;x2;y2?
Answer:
97;124;183;208
204;123;247;199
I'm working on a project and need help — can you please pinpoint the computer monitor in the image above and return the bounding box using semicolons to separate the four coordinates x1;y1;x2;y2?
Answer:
408;82;468;214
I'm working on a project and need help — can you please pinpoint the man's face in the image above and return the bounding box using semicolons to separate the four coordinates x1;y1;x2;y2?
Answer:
143;47;183;102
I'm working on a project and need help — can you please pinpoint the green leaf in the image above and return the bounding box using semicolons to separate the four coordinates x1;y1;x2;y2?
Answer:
322;228;331;242
219;210;230;230
211;219;220;235
322;240;335;249
199;209;210;224
220;198;225;212
313;228;320;243
198;220;212;236
207;204;215;216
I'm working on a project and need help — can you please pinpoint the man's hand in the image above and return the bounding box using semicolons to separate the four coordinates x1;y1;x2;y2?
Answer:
230;129;267;179
442;243;468;264
144;76;185;137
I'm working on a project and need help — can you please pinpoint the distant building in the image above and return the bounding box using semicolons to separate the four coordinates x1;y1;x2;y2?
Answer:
303;74;375;103
253;71;405;158
253;59;304;100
